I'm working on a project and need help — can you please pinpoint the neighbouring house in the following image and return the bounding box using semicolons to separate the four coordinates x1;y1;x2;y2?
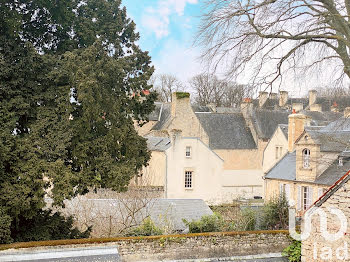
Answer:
264;109;350;215
301;170;350;261
136;90;348;204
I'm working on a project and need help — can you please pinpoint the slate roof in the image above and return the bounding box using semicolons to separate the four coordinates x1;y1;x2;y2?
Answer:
195;112;257;150
252;109;290;139
300;110;342;126
303;130;350;152
191;105;211;112
278;124;288;138
215;107;240;113
315;96;350;112
314;156;350;185
145;136;171;151
149;199;213;231
321;117;350;132
265;152;296;181
62;198;213;232
152;103;171;130
148;102;163;121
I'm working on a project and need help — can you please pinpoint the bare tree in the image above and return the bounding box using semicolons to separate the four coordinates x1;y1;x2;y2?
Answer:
197;0;350;89
190;73;253;107
152;74;185;102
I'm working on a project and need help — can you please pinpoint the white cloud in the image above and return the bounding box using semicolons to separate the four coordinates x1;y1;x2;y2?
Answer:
141;0;198;39
153;38;204;83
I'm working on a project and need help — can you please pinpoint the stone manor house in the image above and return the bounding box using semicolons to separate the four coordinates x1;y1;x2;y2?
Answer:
135;90;350;205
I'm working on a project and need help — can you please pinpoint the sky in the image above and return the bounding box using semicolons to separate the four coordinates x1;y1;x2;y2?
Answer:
122;0;205;83
121;0;349;97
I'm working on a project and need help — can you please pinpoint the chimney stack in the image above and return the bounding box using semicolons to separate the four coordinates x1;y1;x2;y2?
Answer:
310;104;322;112
292;103;303;113
171;92;191;117
309;90;317;106
259;91;268;107
270;93;278;100
344;107;350;118
288;113;311;152
279;91;288;107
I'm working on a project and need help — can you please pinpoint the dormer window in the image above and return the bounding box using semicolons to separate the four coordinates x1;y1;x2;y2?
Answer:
303;148;310;168
339;157;343;167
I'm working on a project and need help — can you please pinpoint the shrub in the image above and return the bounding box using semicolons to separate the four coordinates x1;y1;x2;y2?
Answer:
183;213;224;233
260;194;289;230
127;218;164;236
0;207;12;244
175;92;190;99
239;207;257;231
282;239;301;262
11;210;91;242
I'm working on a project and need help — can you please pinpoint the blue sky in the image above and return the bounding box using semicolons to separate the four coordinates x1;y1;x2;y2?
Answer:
122;0;205;82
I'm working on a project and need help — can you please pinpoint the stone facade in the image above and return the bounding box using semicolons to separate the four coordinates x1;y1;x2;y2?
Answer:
301;176;350;261
116;231;291;261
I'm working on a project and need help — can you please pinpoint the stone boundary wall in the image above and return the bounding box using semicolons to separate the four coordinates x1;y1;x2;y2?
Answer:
0;230;291;261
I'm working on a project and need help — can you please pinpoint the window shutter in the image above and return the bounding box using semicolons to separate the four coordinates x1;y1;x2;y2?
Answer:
318;188;323;198
297;186;302;211
285;184;291;201
307;187;313;209
279;183;283;196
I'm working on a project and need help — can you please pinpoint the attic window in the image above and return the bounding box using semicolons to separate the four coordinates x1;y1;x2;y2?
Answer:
305;135;309;141
302;148;310;168
339;157;343;167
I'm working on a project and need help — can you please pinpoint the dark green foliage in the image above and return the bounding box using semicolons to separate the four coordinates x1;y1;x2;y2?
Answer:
183;213;224;233
0;0;155;242
260;194;289;230
126;218;163;236
11;210;91;242
0;207;12;244
282;239;301;262
175;92;190;99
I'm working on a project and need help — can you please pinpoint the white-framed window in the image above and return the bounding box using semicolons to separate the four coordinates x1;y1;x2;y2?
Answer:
339;157;343;166
298;186;313;211
185;171;193;189
302;148;311;168
185;146;191;158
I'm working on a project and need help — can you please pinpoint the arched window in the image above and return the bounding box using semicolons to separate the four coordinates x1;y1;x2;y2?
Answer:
303;149;310;168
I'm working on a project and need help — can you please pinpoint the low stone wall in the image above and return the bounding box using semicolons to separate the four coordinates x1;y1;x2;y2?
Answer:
117;230;291;261
0;230;291;261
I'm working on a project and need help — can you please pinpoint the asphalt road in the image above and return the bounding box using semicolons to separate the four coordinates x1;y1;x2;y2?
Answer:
0;246;120;262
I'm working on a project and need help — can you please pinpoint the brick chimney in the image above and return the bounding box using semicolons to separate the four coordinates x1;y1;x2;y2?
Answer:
241;98;258;144
259;91;268;107
171;92;191;117
279;91;288;107
292;103;303;113
310;104;322;112
288;113;311;152
344;107;350;118
309;90;317;106
270;93;278;100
